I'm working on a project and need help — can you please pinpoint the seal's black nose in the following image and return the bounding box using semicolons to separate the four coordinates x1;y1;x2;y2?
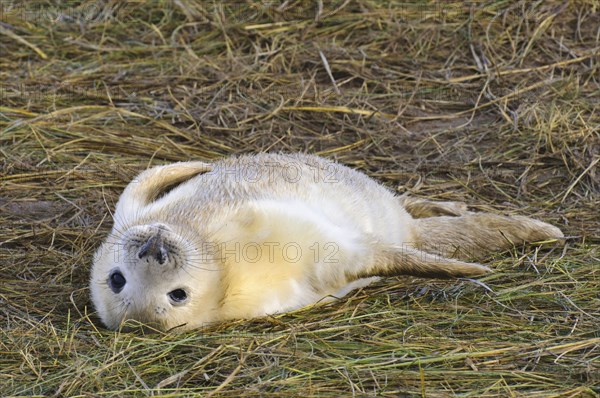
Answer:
138;234;168;265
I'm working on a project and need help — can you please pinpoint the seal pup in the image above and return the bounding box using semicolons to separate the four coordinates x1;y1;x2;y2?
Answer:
90;153;563;331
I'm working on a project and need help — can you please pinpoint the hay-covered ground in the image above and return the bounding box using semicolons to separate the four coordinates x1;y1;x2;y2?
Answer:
1;1;598;397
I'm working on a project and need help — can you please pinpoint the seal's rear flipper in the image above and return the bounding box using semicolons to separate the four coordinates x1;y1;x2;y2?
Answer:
398;195;468;218
352;245;491;280
412;213;564;260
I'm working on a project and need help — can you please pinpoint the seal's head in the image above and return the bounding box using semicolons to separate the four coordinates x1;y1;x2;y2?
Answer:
90;161;219;332
91;222;222;332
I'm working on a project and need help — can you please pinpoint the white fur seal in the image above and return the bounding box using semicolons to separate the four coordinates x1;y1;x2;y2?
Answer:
90;153;563;331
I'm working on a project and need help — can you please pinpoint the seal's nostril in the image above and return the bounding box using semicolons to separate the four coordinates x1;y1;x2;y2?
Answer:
156;246;168;264
138;234;169;264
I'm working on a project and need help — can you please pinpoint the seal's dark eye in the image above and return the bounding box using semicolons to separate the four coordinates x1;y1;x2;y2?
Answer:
109;270;126;293
168;289;188;304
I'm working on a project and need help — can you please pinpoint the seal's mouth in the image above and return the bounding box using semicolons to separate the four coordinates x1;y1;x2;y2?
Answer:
119;305;169;332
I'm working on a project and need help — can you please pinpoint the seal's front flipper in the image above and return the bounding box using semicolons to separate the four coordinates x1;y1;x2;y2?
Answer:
351;244;491;280
115;161;212;227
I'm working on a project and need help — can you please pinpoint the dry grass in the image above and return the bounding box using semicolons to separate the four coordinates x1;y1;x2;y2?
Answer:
1;1;599;396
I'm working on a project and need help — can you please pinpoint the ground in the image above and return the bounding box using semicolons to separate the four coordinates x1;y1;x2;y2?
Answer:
0;1;598;397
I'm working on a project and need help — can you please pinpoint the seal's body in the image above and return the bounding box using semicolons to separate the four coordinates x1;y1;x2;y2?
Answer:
91;154;563;331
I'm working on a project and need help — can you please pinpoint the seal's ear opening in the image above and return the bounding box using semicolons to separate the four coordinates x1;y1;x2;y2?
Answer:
115;161;213;219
